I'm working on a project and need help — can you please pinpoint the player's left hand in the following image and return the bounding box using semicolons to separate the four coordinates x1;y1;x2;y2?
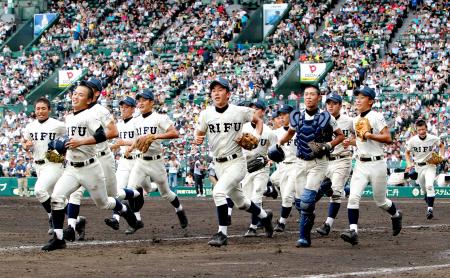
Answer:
24;140;33;149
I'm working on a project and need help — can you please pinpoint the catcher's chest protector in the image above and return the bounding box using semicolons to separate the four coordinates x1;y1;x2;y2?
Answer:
290;110;333;160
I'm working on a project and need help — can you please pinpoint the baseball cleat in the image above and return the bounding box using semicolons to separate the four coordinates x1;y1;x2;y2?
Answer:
63;226;76;242
274;221;285;232
208;232;228;247
341;229;359;245
42;235;66;251
426;209;433;220
226;215;232;226
47;216;53;235
316;223;331;236
391;210;402;236
125;220;144;235
244;228;257;237
120;203;138;229
176;210;188;229
260;209;274;238
75;216;86;241
105;218;120;230
296;238;311;248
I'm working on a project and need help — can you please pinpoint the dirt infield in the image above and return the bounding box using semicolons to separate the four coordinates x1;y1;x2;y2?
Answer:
0;197;449;277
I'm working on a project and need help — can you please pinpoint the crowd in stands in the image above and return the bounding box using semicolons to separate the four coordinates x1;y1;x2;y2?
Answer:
0;19;16;46
0;0;448;185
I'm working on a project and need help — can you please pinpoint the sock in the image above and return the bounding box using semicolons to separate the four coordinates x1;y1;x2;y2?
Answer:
54;229;63;240
328;202;341;219
113;214;120;221
279;217;287;224
52;209;65;239
246;202;263;218
76;216;82;223
249;224;257;229
123;188;140;200
280;206;292;219
217;204;229;226
135;212;141;221
218;225;228;235
226;197;234;208
228;207;233;216
348;208;359;225
349;224;358;233
67;218;76;229
251;210;259;225
426;197;435;208
170;196;181;210
387;202;399;217
67;203;80;220
175;204;183;212
47;213;52;218
133;188;145;212
325;217;335;227
114;199;124;212
258;209;267;219
41;198;51;214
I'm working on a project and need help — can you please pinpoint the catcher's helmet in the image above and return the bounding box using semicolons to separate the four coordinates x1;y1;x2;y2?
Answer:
48;135;69;155
268;144;285;163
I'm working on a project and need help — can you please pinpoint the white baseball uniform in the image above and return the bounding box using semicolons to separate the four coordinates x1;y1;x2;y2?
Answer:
290;111;338;195
241;123;277;204
196;104;254;208
271;126;302;208
115;117;153;191
23;118;66;203
347;110;392;210
406;134;441;197
51;109;116;211
127;112;176;202
326;114;354;202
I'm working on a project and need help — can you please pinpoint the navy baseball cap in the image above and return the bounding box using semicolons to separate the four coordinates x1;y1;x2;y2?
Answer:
278;104;294;114
326;92;342;103
271;110;279;118
209;77;230;91
249;99;267;110
82;78;103;92
119;96;136;107
354;86;376;99
136;89;154;100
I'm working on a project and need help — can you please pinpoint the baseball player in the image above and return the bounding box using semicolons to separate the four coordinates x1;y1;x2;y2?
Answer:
271;104;300;233
341;87;402;245
405;119;445;220
278;84;344;247
115;90;188;234
104;96;156;231
316;93;354;236
22;97;66;235
194;77;274;247
63;78;119;242
241;100;277;237
42;84;137;251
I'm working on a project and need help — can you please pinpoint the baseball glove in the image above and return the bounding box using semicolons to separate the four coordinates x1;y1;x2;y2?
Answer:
247;155;268;173
135;134;156;153
236;133;259;150
45;150;65;163
427;152;444;165
307;141;331;158
355;117;371;140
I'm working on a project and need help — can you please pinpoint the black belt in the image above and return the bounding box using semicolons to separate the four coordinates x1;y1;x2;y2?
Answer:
70;158;96;168
142;155;161;161
358;156;382;162
35;160;46;165
417;162;427;166
329;155;351;161
214;153;238;163
123;154;141;160
98;150;109;157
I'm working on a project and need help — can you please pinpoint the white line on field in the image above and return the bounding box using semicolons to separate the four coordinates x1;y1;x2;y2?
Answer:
294;263;450;278
0;223;448;253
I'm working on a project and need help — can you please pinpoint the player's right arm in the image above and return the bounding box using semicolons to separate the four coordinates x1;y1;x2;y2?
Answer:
194;110;207;145
278;128;296;146
21;125;33;151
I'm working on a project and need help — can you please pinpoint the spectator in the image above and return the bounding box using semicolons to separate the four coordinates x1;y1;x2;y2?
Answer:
193;156;205;197
15;158;28;197
168;154;180;189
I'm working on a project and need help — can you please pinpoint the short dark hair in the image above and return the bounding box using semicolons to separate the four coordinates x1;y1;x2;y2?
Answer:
303;84;321;94
78;85;95;99
416;119;427;127
35;97;51;109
